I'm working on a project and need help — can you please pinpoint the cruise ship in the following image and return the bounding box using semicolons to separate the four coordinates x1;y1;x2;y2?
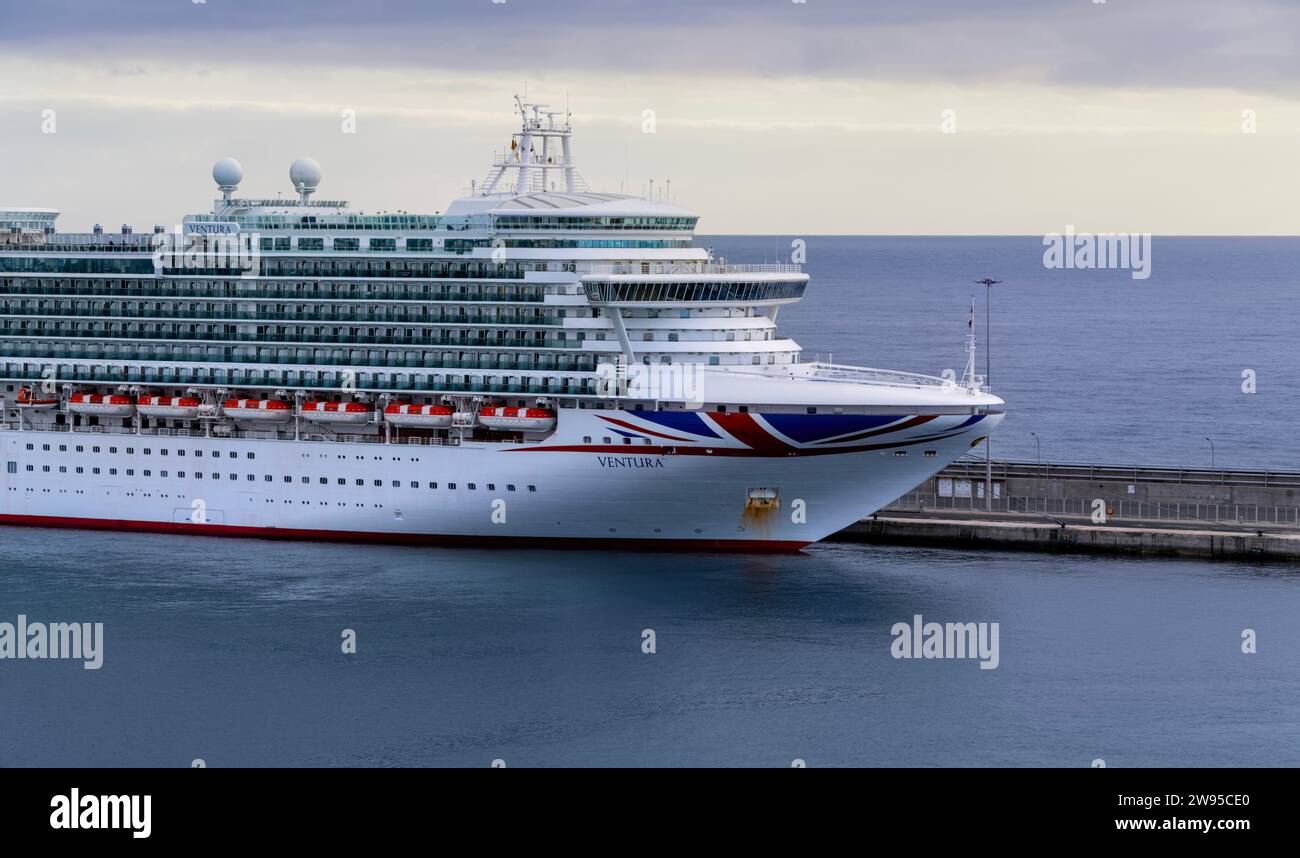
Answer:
0;98;1004;550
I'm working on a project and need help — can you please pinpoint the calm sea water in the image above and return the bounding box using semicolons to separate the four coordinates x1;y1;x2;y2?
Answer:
2;237;1298;768
705;235;1299;471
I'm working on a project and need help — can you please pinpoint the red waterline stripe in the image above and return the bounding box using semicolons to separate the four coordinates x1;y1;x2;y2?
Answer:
0;514;809;553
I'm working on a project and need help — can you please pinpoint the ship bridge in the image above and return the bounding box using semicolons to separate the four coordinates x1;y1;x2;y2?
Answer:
0;209;60;246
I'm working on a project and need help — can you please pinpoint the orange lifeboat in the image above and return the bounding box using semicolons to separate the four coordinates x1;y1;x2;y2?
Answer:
15;386;58;410
478;405;557;432
136;395;202;419
67;393;135;418
384;402;453;429
301;400;370;425
222;398;292;422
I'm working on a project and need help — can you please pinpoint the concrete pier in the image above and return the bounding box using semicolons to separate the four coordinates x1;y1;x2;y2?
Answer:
832;460;1300;561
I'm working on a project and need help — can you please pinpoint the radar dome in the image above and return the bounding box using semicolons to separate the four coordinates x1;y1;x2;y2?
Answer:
212;157;243;189
289;157;322;190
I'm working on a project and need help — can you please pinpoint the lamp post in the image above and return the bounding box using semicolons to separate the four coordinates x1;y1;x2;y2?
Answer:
1031;431;1041;466
975;278;1001;510
1205;437;1215;470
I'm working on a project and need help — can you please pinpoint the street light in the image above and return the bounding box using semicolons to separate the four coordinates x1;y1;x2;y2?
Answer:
1031;431;1041;465
974;278;1002;510
974;279;1002;387
1205;437;1215;470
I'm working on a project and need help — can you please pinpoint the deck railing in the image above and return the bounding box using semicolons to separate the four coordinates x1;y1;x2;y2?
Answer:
582;262;802;276
939;458;1300;489
886;491;1300;528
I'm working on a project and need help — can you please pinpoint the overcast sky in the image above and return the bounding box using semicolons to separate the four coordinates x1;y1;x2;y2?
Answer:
1;0;1297;233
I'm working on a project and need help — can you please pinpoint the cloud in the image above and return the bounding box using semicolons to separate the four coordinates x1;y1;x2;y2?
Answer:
3;0;1299;92
2;2;1297;235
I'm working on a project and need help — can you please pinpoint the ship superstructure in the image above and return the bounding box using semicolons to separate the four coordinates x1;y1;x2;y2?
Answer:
0;98;1003;549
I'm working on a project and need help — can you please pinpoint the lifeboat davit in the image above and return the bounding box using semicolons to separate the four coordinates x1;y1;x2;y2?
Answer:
136;395;202;419
301;400;370;425
67;393;136;418
384;402;454;429
478;406;557;432
222;398;292;422
14;386;58;410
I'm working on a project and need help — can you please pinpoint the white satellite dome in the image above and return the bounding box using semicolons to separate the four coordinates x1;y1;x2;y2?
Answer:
289;157;322;191
212;157;243;189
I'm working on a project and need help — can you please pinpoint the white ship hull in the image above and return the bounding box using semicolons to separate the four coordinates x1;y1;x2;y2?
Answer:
0;408;1000;550
0;100;1006;551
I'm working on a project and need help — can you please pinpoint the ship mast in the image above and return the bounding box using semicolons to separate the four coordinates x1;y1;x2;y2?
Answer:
961;296;980;392
479;95;587;195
